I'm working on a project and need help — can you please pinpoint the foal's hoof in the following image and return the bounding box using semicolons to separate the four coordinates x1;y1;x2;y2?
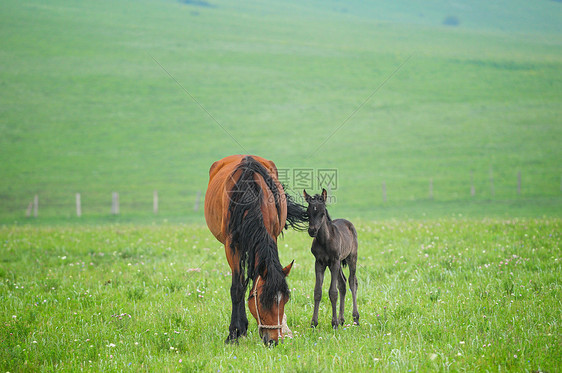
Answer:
311;320;318;328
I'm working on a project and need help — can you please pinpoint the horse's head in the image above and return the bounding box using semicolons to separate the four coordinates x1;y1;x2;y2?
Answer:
303;189;329;238
248;261;294;346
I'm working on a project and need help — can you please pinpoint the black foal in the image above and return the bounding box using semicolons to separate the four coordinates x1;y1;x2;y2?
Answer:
303;189;359;329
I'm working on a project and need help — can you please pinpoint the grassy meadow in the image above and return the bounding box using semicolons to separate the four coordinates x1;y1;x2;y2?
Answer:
0;0;561;223
1;219;560;371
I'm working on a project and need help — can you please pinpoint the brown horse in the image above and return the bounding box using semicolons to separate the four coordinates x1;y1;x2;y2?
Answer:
204;155;307;345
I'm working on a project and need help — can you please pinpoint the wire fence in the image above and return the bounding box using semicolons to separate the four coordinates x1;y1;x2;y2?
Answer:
4;169;560;221
13;190;203;220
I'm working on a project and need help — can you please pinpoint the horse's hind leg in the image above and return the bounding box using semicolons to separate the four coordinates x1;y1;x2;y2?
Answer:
348;255;360;325
328;262;341;330
337;266;347;326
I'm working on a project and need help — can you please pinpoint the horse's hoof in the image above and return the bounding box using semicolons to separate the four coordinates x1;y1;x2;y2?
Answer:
311;320;318;328
225;331;241;344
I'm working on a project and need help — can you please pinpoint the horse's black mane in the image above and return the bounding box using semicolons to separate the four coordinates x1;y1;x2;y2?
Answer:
285;190;309;231
228;156;305;308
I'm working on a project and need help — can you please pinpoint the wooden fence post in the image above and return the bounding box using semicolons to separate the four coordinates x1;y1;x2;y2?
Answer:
517;171;521;195
33;194;38;218
26;201;33;218
76;193;82;217
111;192;119;215
153;190;158;214
470;171;475;197
194;190;201;211
382;181;387;203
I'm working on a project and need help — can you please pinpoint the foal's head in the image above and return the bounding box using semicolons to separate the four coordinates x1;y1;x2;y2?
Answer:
247;261;294;346
303;189;330;238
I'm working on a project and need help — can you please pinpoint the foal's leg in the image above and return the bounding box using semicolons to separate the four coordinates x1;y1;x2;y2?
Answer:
348;255;360;325
337;266;347;326
311;260;326;328
328;262;341;329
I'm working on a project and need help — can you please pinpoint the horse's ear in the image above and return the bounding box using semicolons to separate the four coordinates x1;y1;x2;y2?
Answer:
321;188;327;202
282;260;294;277
303;189;311;203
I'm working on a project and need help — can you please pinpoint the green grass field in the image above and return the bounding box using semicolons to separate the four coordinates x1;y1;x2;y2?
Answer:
1;219;560;371
1;0;561;223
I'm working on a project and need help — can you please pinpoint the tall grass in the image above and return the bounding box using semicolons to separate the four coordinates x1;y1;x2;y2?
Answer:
1;219;560;371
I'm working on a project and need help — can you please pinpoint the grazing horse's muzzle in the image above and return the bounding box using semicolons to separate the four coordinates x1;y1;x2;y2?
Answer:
251;276;289;347
261;331;279;347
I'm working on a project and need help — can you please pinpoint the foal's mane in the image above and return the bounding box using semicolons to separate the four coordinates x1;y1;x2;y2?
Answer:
227;156;290;308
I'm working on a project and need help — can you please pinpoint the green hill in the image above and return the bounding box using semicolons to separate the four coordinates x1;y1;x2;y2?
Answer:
1;0;561;223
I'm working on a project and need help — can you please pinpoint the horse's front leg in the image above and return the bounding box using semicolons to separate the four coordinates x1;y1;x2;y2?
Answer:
311;260;326;328
224;240;248;344
226;269;248;343
328;262;341;329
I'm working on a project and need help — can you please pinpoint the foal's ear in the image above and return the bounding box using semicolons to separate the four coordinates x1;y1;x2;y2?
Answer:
321;188;327;202
303;189;311;203
282;260;294;277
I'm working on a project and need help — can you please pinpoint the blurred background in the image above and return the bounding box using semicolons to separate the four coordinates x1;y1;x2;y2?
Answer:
1;0;560;224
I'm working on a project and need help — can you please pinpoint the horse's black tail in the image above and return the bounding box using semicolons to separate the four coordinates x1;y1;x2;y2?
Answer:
227;156;289;308
284;190;309;232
